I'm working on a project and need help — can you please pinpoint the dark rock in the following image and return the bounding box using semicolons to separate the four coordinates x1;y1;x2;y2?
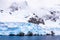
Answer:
51;31;55;36
46;33;51;36
0;10;3;13
17;32;25;36
10;7;18;12
46;31;55;36
35;15;38;18
25;16;29;18
9;12;12;15
27;31;33;36
50;11;56;15
33;34;39;36
49;16;52;19
28;17;45;25
28;17;37;23
33;13;35;15
51;18;56;22
50;12;54;14
38;18;45;25
9;34;15;36
52;18;56;22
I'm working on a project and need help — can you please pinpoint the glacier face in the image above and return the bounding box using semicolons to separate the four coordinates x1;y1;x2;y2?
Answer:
0;22;46;35
0;22;60;35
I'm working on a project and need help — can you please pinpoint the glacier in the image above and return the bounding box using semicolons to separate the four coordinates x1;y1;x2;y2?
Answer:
0;22;60;35
0;22;46;35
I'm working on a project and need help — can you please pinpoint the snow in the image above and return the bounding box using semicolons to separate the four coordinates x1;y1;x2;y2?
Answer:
0;0;60;35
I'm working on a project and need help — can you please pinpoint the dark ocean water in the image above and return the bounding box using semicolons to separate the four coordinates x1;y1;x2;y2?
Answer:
0;36;60;40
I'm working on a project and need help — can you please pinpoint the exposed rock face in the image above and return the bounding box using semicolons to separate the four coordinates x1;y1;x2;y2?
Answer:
28;17;45;25
28;13;45;25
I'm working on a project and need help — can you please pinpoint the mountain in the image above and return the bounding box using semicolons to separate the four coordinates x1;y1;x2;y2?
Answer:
0;0;60;35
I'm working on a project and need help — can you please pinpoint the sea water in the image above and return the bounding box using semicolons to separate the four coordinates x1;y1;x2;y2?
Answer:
0;36;60;40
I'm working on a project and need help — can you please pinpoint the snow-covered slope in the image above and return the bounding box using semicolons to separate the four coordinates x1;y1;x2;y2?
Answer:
0;0;60;35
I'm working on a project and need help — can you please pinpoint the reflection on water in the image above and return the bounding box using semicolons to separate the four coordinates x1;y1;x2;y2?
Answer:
0;36;60;40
